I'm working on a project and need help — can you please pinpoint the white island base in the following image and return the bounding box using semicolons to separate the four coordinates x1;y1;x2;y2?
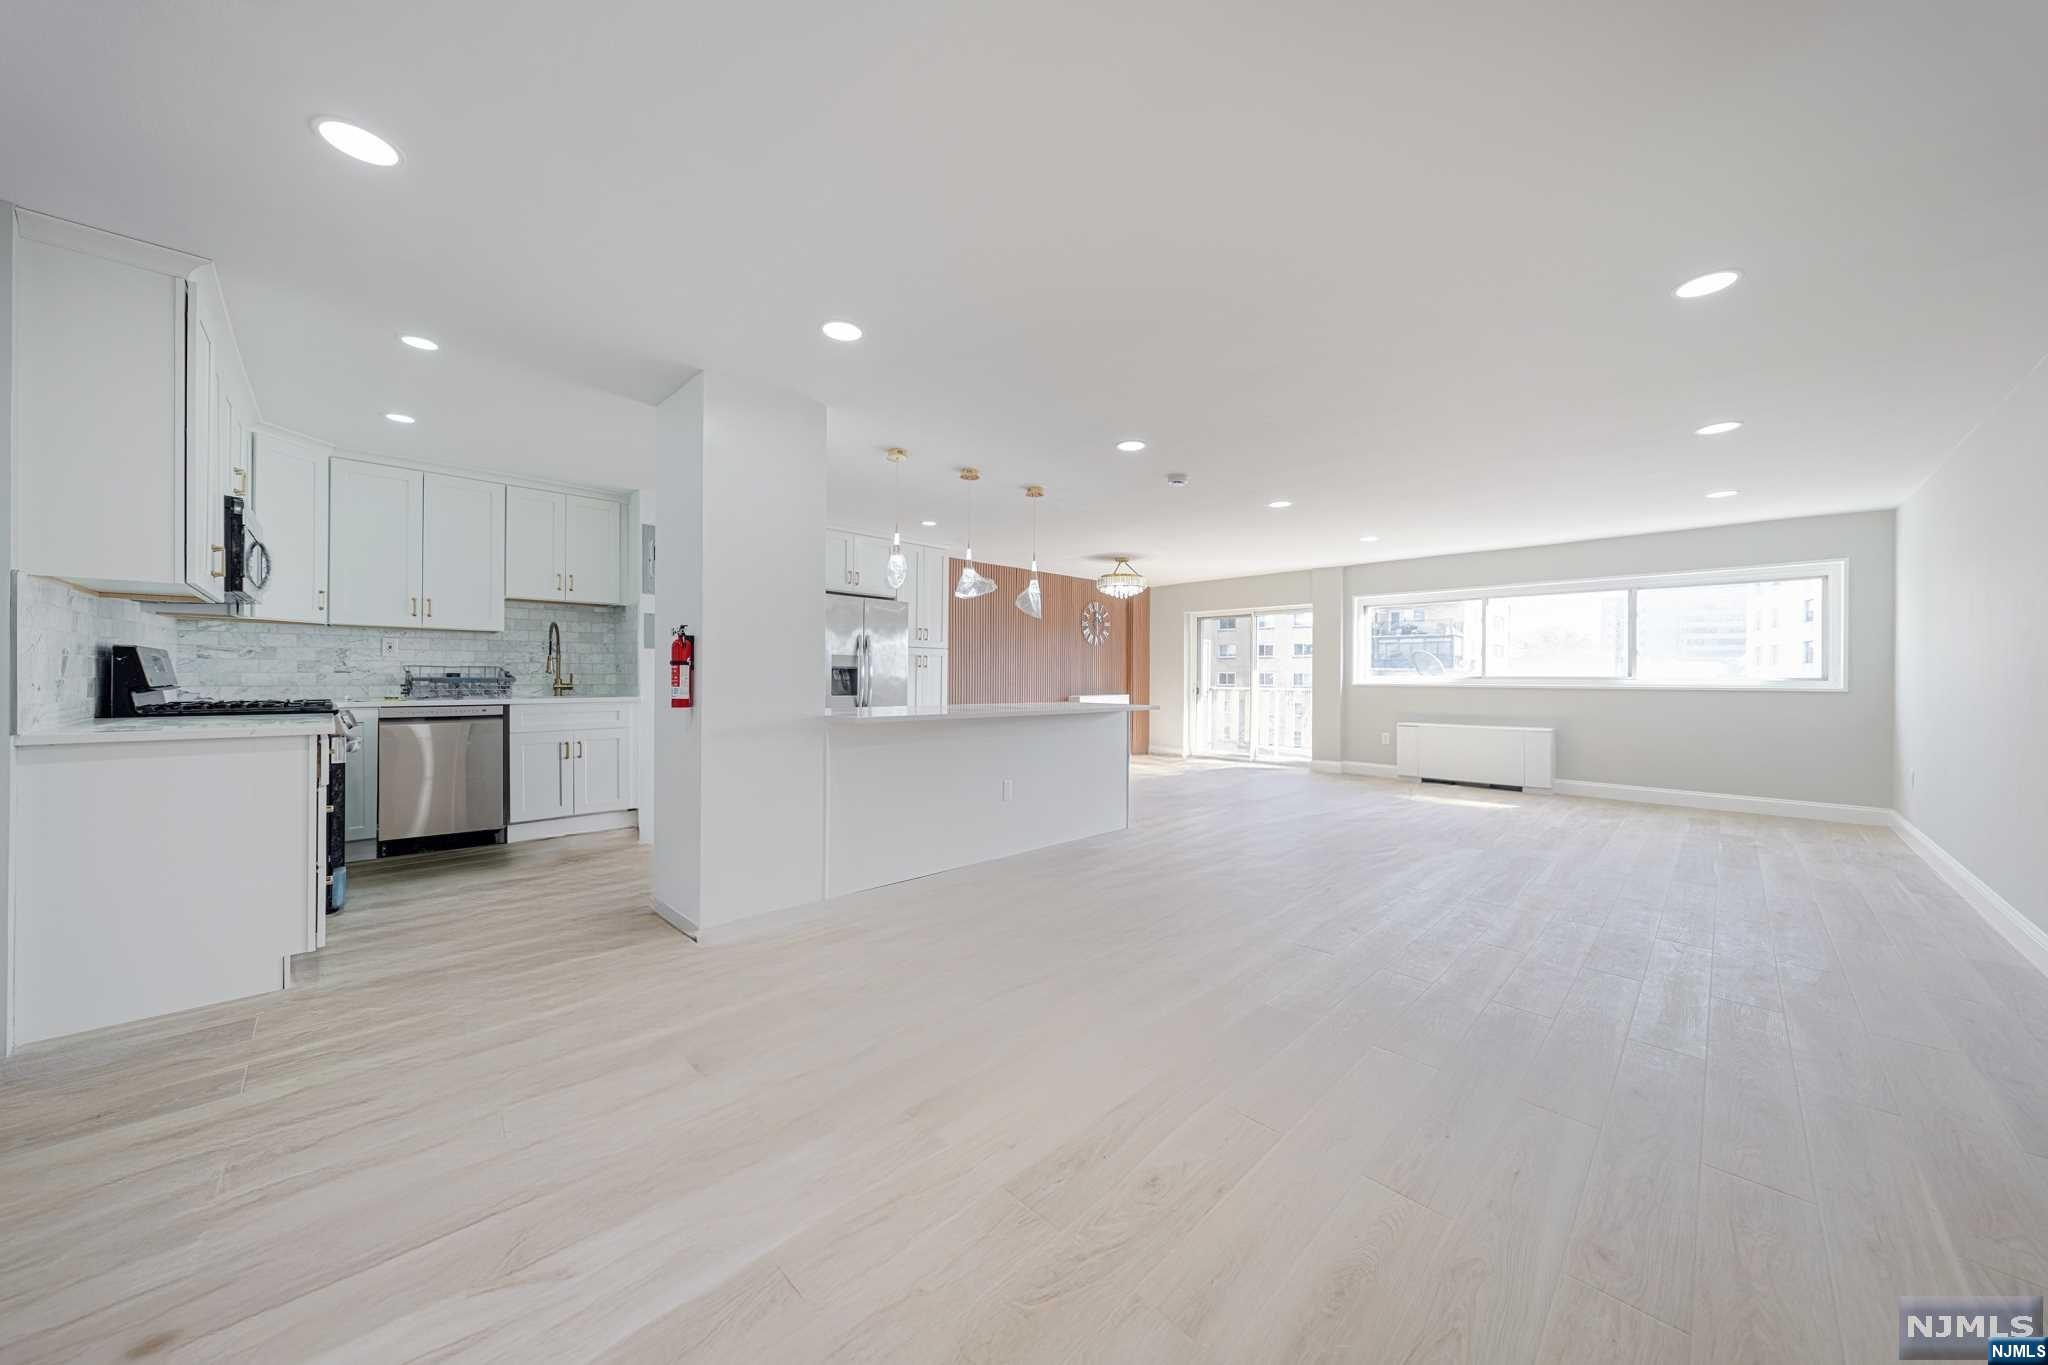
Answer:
824;703;1145;900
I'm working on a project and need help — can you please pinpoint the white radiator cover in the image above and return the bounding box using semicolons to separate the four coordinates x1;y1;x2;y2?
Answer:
1395;723;1555;790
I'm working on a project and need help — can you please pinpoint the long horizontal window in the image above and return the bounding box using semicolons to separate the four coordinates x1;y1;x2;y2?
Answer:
1354;561;1845;690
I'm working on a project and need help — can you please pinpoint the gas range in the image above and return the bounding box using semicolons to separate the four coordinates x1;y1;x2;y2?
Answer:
103;646;341;722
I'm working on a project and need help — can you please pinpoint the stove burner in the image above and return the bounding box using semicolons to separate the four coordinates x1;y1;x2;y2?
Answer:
134;698;337;717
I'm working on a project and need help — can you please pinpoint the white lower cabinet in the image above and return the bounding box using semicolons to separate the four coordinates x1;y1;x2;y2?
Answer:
508;704;636;828
510;730;576;823
912;648;948;708
342;708;379;842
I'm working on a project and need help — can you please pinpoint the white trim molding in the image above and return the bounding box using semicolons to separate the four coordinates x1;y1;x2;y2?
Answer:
1339;761;1401;779
1891;816;2048;980
1309;759;1342;774
1549;779;1892;825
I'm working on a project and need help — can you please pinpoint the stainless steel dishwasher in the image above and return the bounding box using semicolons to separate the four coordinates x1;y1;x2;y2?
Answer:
378;704;507;849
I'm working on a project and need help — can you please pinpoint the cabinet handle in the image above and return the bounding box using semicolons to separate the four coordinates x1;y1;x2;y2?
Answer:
410;596;418;617
233;466;247;496
210;544;225;577
555;572;562;591
425;597;432;619
317;589;326;611
576;740;584;758
561;741;569;760
568;573;575;592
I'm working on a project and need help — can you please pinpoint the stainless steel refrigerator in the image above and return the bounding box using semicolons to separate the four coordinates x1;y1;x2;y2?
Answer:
826;593;911;710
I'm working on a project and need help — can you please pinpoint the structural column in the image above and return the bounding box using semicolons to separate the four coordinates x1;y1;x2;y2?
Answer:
653;372;827;939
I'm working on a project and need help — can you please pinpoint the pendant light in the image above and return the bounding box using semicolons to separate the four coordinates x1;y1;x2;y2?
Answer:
883;447;910;590
1015;485;1044;618
1096;557;1147;599
953;468;996;598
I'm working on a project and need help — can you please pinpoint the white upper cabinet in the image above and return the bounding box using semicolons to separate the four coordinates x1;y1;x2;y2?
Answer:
915;544;951;647
421;473;506;631
564;494;623;604
824;530;899;599
250;428;330;623
13;210;220;600
328;458;424;628
505;484;566;601
506;486;627;605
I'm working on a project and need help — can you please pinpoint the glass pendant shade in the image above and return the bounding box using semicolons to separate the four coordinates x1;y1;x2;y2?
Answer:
885;532;908;591
954;556;996;598
1016;563;1043;619
1096;558;1147;599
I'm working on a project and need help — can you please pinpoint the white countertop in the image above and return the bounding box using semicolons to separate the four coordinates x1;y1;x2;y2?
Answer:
15;714;341;746
338;693;638;709
827;701;1157;724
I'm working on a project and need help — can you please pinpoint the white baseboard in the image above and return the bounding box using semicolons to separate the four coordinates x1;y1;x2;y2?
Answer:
1309;759;1343;774
507;810;638;843
1548;779;1893;826
1340;761;1401;779
1891;816;2048;979
1147;745;1186;758
650;896;698;941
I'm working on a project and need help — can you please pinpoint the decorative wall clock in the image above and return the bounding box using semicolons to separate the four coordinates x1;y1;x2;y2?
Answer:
1081;601;1110;646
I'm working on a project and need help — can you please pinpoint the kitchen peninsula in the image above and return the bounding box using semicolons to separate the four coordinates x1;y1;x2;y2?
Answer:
823;700;1151;898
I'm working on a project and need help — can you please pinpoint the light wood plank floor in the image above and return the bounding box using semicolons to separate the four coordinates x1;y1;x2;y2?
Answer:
4;762;2046;1362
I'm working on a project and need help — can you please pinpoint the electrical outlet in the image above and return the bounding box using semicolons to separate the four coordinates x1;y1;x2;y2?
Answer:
1380;731;1391;746
1002;778;1014;802
382;634;404;660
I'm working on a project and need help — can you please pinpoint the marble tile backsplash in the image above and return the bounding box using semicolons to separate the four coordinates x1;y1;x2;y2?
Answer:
15;575;639;731
15;574;180;731
176;600;639;702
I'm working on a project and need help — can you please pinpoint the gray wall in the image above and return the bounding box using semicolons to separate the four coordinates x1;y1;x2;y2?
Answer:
1150;510;1896;808
1896;358;2048;935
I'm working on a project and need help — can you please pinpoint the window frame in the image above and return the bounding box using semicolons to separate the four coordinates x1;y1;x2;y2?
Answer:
1350;559;1847;693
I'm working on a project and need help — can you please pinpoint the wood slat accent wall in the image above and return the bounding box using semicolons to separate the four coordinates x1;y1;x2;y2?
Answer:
947;558;1146;753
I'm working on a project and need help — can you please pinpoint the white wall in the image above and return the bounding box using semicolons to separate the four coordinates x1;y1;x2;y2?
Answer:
654;373;827;937
3;205;17;1051
1896;356;2048;936
1151;511;1896;808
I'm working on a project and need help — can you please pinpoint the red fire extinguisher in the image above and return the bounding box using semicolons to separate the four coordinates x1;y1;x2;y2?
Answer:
671;625;695;709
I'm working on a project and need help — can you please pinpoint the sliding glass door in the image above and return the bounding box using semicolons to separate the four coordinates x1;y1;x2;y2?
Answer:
1191;609;1313;762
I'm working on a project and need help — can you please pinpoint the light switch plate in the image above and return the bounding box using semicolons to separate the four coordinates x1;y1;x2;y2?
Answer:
643;612;657;649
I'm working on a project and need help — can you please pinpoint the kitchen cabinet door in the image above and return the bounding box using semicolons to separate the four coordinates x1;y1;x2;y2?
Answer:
506;485;566;601
421;472;506;631
510;730;574;823
824;532;852;593
572;727;634;814
250;429;329;623
917;545;951;647
564;494;623;604
13;213;207;599
848;534;888;597
342;709;379;842
329;458;424;627
184;296;222;597
912;648;948;709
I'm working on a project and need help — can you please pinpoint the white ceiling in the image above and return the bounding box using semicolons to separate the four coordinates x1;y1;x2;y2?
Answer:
5;0;2046;583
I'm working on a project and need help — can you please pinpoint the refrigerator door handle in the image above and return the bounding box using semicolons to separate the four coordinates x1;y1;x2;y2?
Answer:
856;630;869;707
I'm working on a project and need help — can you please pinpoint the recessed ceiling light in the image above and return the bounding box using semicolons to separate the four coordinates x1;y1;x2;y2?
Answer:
1674;269;1740;299
384;412;415;424
399;335;439;351
1705;489;1739;499
1359;535;1380;543
821;320;863;342
1116;440;1147;453
1267;500;1293;509
314;119;401;167
1694;420;1743;436
920;519;937;527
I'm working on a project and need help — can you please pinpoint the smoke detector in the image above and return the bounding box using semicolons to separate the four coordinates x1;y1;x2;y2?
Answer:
1165;472;1189;487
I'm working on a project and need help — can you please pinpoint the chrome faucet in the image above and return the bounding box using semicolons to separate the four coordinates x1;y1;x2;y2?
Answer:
544;621;575;695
